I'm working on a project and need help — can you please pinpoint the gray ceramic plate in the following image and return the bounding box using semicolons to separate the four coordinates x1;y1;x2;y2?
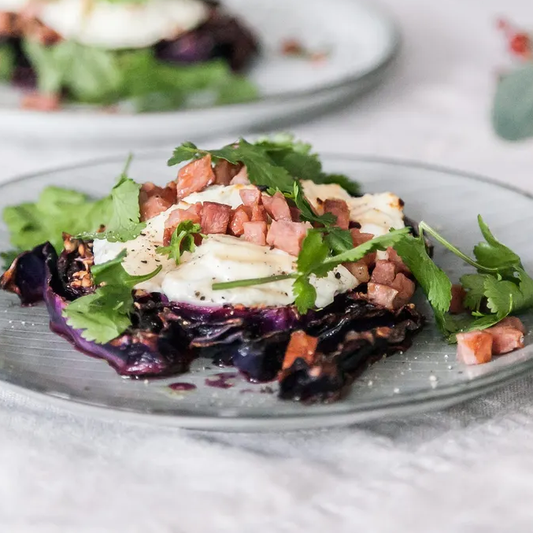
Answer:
0;155;532;431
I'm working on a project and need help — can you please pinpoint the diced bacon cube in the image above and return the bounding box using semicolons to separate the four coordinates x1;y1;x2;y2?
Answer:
366;282;399;311
343;261;370;284
239;187;261;206
229;206;251;236
230;166;249;185
387;247;410;275
242;221;267;246
163;203;202;245
496;316;527;334
281;330;319;371
213;160;241;185
176;155;215;200
290;207;301;222
449;284;466;314
262;192;292;221
0;12;14;35
200;202;232;234
21;92;60;112
324;199;350;229
371;260;397;285
486;325;525;355
139;182;177;221
390;273;415;308
251;204;268;222
456;331;493;365
351;228;374;246
266;220;311;256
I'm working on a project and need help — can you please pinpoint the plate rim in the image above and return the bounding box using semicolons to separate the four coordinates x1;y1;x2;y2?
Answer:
1;153;533;431
0;0;400;121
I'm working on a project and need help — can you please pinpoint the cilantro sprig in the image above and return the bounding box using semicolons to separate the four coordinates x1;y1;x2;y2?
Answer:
80;156;146;243
398;217;533;340
213;228;410;314
213;213;533;339
2;156;146;268
168;136;359;228
63;250;161;344
156;221;203;264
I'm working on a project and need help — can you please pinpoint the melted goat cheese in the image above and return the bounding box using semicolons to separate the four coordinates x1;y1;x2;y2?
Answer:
35;0;209;50
301;180;405;236
162;235;356;307
93;184;357;307
93;182;406;308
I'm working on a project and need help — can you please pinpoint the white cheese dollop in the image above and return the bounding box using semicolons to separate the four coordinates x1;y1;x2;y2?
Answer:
301;180;405;236
162;234;356;307
35;0;209;50
93;181;406;308
92;183;357;307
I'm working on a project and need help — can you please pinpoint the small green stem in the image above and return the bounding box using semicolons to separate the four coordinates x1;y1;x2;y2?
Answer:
212;273;297;291
419;222;499;274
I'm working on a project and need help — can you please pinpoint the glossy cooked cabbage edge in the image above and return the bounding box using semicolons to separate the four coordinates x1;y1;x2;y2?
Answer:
1;242;425;403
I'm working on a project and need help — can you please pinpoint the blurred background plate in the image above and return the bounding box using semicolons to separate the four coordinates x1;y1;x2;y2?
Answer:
0;155;532;431
0;0;399;147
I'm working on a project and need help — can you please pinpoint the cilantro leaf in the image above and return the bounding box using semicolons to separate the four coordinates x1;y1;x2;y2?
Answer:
0;43;15;82
81;157;145;243
293;277;317;315
320;229;411;272
168;136;360;210
64;292;132;344
297;230;329;274
169;139;295;192
393;234;452;315
3;186;111;254
156;221;202;264
254;134;360;194
473;215;522;273
63;251;161;344
484;268;533;317
324;227;354;254
460;273;489;311
169;139;335;227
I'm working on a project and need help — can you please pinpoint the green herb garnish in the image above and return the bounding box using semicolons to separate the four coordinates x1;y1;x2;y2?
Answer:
63;250;161;343
156;221;203;265
80;156;145;243
213;228;410;314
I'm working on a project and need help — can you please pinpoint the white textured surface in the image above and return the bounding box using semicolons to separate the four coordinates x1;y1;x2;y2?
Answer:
2;0;533;530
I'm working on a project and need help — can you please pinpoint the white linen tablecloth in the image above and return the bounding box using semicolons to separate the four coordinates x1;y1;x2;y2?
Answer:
2;1;533;531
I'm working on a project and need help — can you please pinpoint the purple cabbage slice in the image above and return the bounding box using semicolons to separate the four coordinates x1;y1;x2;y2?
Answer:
1;243;425;402
154;7;260;71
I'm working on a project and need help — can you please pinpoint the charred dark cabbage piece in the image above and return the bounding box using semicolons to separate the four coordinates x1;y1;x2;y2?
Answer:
1;243;425;402
278;305;423;403
154;5;259;72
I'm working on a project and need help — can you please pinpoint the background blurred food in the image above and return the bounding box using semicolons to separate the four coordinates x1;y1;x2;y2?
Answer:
0;0;259;111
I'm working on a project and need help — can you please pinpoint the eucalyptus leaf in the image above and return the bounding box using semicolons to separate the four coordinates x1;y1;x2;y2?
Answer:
493;64;533;141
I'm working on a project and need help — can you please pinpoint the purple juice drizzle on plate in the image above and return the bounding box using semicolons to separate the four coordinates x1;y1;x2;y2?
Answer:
205;372;239;389
168;382;197;392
